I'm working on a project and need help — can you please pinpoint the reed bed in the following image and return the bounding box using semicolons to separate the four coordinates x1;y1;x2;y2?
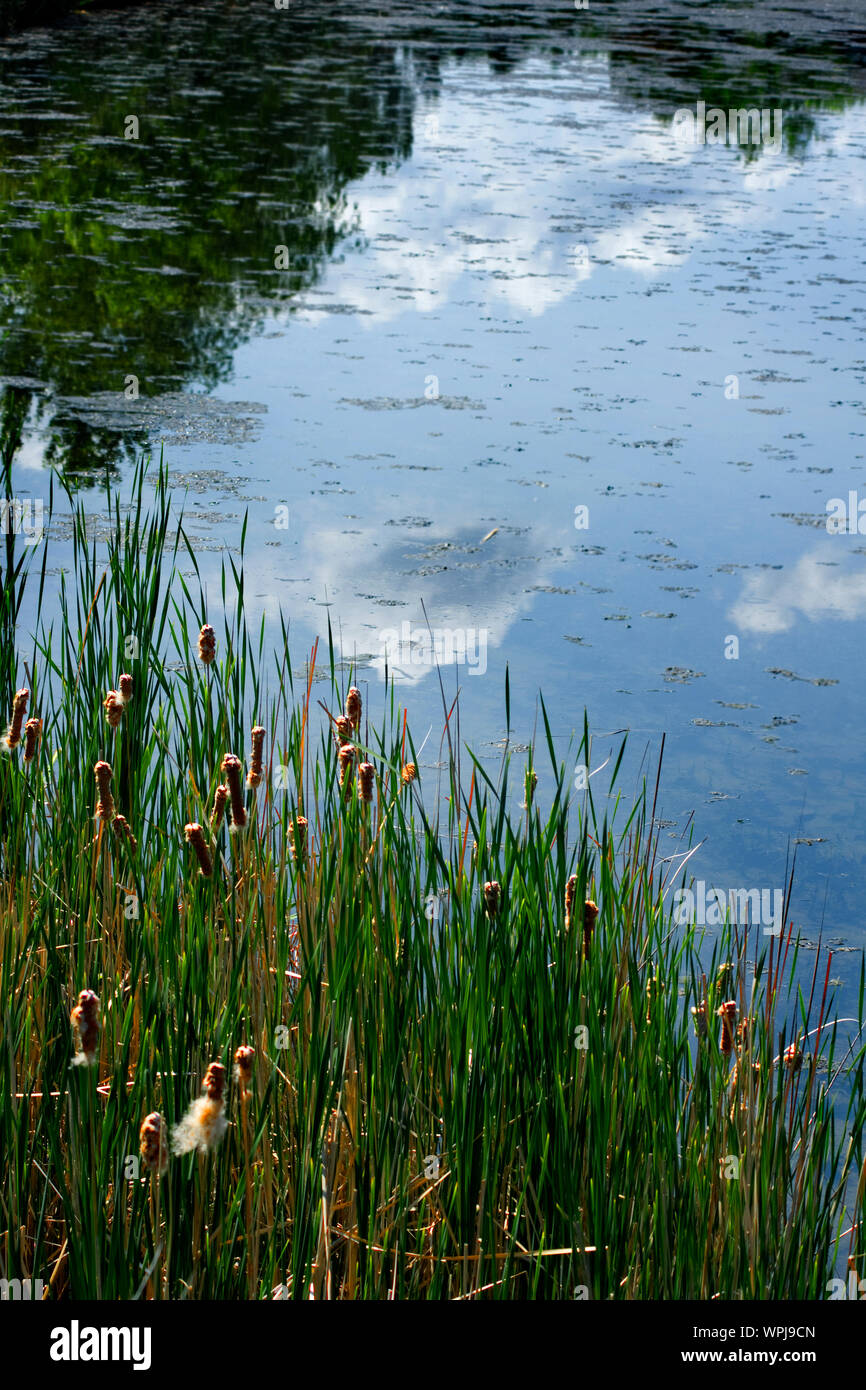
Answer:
0;455;864;1300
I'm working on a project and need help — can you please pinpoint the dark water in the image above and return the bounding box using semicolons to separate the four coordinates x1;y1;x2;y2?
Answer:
2;0;866;1008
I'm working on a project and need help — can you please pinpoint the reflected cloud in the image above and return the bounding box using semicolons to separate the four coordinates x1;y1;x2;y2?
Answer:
729;552;866;634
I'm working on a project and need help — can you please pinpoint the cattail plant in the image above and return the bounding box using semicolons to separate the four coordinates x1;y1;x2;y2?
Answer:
582;899;598;960
484;881;501;919
338;743;355;800
288;814;307;862
247;726;266;788
139;1112;169;1175
334;715;352;745
210;783;229;834
118;672;133;704
691;999;708;1040
23;716;42;763
184;823;213;878
94;760;115;822
784;1042;803;1072
70;989;100;1068
3;687;28;751
358;761;375;803
103;690;124;728
113;814;137;856
564;873;577;932
345;685;362;732
401;762;416;786
197;623;216;665
171;1062;228;1155
221;753;246;829
717;1000;737;1057
234;1045;255;1095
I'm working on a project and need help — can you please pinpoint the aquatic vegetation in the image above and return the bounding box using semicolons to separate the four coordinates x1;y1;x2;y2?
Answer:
0;456;863;1301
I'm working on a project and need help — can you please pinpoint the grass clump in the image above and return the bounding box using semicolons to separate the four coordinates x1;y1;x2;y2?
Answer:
0;455;864;1300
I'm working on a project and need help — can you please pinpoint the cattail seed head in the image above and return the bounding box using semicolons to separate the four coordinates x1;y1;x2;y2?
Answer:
338;743;355;799
140;1112;169;1175
401;762;416;786
4;687;29;750
210;783;229;834
783;1042;803;1072
345;686;362;732
172;1063;228;1155
247;726;266;788
184;822;213;877
118;672;133;704
221;753;246;828
197;624;216;665
203;1062;226;1102
691;999;708;1040
358;761;375;803
564;874;577;931
94;760;115;822
288;814;307;861
113;814;137;856
234;1045;255;1091
717;1000;737;1056
70;989;100;1067
582;900;598;960
524;769;537;806
334;715;353;745
484;881;501;919
23;716;42;763
103;690;124;728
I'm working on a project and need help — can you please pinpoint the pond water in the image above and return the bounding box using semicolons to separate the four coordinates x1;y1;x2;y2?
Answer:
2;0;866;1009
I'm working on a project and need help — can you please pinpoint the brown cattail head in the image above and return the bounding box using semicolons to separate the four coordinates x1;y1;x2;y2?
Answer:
234;1045;255;1092
247;726;266;788
197;624;216;665
401;762;417;787
582;900;599;960
210;783;229;835
94;760;115;822
113;814;138;856
717;1000;737;1056
358;761;375;803
691;999;708;1040
103;690;124;728
140;1112;169;1175
783;1042;803;1072
220;753;246;829
4;687;29;750
338;743;355;799
203;1062;226;1102
484;881;501;919
564;874;577;931
345;686;362;732
23;716;42;763
288;814;308;861
118;672;133;705
334;715;353;745
184;822;213;878
70;989;100;1066
736;1018;752;1053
